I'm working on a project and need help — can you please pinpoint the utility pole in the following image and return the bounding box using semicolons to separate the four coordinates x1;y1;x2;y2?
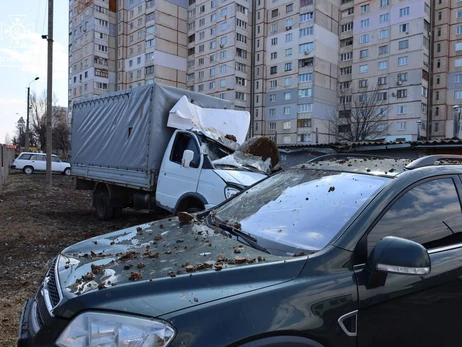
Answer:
45;0;54;188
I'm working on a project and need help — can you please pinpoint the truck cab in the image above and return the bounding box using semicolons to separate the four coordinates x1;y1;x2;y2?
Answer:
156;130;267;214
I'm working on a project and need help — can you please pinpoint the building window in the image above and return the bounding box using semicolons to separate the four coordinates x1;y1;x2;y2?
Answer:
378;61;388;70
360;19;369;28
299;42;313;52
380;0;389;6
399;7;410;17
397;105;407;114
269;122;276;130
455;90;462;99
379;13;389;23
399;23;409;33
435;91;440;100
360;34;369;43
285;33;293;42
298;73;313;82
270;66;277;74
378;76;387;85
457;9;462;18
396;121;406;130
359;64;368;73
284;92;292;100
300;12;314;22
398;56;408;66
285;48;292;56
379;29;389;39
399;40;409;50
360;4;370;13
298;103;313;112
360;49;368;58
456;42;462;51
397;89;407;98
285;77;292;85
285;62;292;71
359;79;368;88
378;45;388;54
457;26;462;35
298;88;312;97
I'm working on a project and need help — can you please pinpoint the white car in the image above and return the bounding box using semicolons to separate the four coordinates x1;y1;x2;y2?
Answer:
10;152;71;175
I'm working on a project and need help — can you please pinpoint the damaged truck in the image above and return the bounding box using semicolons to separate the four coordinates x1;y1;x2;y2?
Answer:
71;83;270;220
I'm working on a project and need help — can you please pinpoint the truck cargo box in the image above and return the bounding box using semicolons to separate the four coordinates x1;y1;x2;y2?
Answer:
71;83;233;190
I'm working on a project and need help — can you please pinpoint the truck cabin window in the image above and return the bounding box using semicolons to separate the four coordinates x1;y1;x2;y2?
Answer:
171;133;200;168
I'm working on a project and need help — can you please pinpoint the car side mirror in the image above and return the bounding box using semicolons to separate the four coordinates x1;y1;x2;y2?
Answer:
363;236;430;289
181;150;194;168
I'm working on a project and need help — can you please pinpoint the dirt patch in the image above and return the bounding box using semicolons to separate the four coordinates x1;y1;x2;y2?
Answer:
0;172;168;346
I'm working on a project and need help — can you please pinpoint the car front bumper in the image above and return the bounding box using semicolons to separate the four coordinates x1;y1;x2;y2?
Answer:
10;165;16;169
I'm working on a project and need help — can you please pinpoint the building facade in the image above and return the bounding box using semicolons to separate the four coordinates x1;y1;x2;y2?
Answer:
68;0;462;144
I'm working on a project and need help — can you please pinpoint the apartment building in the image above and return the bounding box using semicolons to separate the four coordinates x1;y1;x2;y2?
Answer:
345;0;430;142
263;0;339;144
433;0;462;139
68;0;188;103
69;0;462;144
69;0;117;101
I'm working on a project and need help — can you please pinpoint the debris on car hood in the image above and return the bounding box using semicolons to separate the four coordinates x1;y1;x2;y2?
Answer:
57;216;291;297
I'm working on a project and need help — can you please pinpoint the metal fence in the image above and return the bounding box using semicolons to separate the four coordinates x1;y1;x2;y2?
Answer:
0;145;16;195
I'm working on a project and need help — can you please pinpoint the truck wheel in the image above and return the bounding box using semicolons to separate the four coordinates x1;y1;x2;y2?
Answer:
94;192;114;220
63;168;71;176
23;166;34;175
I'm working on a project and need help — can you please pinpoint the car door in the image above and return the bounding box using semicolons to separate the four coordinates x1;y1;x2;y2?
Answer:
51;155;61;172
31;154;47;171
355;176;462;347
156;132;202;211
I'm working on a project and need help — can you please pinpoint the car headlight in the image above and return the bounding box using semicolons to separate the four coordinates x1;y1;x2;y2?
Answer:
225;186;241;199
56;312;175;347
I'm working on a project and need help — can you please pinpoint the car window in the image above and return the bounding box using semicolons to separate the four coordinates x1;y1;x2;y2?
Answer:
18;154;32;160
214;169;389;252
52;156;60;162
170;133;200;168
31;154;44;161
367;178;462;253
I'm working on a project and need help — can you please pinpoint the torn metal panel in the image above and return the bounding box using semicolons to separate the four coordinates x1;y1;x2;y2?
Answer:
168;96;250;145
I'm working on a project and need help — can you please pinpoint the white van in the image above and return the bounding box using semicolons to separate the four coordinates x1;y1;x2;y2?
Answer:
10;152;71;175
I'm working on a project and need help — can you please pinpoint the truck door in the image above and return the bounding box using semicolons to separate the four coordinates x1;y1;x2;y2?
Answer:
156;132;202;212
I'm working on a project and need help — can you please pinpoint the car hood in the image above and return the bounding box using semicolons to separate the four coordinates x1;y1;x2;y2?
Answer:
213;169;266;186
55;216;305;318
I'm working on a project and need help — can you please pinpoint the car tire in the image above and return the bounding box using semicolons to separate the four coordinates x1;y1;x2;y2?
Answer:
23;166;34;175
63;168;71;176
94;192;114;220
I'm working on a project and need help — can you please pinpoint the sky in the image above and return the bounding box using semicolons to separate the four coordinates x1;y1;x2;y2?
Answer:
0;0;68;144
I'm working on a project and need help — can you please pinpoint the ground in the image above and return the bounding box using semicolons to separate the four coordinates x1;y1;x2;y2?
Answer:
0;172;168;346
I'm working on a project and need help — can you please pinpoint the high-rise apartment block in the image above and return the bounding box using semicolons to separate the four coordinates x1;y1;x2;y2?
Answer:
68;0;462;144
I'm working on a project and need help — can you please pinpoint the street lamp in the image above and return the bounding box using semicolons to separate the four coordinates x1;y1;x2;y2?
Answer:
453;105;461;139
25;76;39;151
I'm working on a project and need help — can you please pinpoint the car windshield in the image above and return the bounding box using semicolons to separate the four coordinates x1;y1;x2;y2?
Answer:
214;169;389;252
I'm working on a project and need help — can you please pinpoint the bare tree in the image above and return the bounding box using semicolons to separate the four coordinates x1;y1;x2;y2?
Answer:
326;86;390;142
52;108;71;157
29;90;70;153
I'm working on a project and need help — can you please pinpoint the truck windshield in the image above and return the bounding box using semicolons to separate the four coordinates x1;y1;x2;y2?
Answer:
213;169;388;252
199;136;235;161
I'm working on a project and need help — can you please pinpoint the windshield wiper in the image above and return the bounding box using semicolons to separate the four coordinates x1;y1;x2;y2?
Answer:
207;215;271;254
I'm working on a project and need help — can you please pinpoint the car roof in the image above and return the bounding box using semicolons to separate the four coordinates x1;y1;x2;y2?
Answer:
295;154;412;178
294;154;462;179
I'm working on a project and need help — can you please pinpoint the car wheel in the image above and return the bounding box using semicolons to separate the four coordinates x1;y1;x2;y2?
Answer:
93;192;115;220
23;166;34;175
63;168;71;176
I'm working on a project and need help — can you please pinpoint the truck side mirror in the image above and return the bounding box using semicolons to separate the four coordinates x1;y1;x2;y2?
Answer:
363;236;431;289
182;150;194;168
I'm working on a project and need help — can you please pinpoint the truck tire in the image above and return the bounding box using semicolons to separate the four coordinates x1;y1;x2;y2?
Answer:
94;192;115;220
